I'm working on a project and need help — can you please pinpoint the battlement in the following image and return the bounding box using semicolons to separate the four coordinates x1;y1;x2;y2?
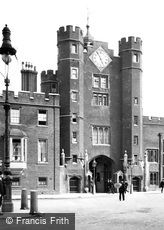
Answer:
0;90;59;107
57;25;83;43
119;36;142;53
41;69;58;82
143;116;164;125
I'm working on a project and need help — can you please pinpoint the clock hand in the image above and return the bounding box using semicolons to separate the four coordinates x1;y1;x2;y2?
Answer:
96;52;104;66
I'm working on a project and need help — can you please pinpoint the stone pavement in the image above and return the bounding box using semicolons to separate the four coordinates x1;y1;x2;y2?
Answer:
2;191;164;230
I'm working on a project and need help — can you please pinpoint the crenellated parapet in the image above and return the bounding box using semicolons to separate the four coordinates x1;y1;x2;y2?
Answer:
143;116;164;125
57;25;83;44
41;69;59;95
0;90;59;107
119;36;142;54
41;69;58;82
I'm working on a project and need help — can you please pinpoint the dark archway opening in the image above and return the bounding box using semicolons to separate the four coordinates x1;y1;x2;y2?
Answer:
89;155;115;193
69;176;80;193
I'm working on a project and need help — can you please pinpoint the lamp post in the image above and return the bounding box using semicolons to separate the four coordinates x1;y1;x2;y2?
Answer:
84;150;88;190
78;150;89;192
0;25;16;212
143;151;147;192
123;150;128;181
92;159;97;194
123;150;134;194
128;161;133;194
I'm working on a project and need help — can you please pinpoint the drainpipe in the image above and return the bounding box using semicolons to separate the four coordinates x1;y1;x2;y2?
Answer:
158;133;162;184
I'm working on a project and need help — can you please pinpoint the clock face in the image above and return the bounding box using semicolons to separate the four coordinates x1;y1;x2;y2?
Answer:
89;47;111;71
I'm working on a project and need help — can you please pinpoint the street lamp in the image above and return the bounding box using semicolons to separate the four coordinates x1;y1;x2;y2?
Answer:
0;25;17;212
92;159;97;194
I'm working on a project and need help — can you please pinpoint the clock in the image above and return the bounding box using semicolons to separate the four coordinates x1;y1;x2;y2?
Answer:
89;47;111;71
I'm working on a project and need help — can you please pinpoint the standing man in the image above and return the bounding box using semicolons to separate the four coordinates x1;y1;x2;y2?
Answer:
119;180;126;201
159;179;164;193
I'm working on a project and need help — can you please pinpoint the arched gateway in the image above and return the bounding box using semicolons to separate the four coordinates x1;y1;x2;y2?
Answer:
89;155;115;193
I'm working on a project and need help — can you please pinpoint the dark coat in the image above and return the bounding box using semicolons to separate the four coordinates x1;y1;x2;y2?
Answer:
160;181;164;188
119;183;126;193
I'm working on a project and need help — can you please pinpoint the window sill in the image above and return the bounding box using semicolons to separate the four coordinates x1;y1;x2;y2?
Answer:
92;87;109;90
92;144;110;146
37;162;48;165
10;162;27;169
10;123;21;125
92;104;109;107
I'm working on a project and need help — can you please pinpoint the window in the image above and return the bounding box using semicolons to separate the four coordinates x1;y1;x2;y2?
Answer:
134;116;138;126
98;95;103;106
92;93;109;106
93;76;100;88
92;126;110;145
12;139;21;161
51;83;57;93
99;127;103;144
93;94;98;105
10;108;20;124
72;155;77;163
133;54;139;63
38;139;48;163
150;172;158;185
104;128;109;144
38;177;47;186
71;67;78;79
134;136;138;145
71;91;78;102
101;76;108;89
72;132;77;143
38;110;47;126
72;113;77;123
12;177;20;186
93;74;108;89
71;44;78;54
147;149;158;162
93;127;98;144
103;95;108;106
134;97;138;104
10;138;27;162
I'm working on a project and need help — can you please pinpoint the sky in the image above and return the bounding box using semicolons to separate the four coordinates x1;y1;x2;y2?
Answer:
0;0;164;116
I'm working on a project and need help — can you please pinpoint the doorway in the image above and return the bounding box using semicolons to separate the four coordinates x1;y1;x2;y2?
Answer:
69;176;80;193
89;155;114;193
132;177;141;192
